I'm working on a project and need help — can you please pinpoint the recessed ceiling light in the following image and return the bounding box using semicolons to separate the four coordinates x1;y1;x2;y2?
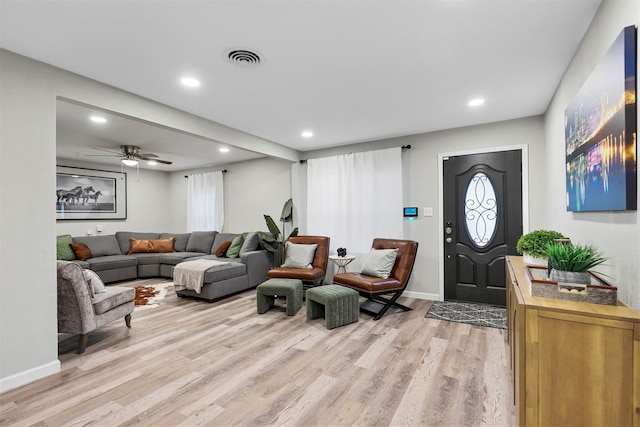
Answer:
468;98;485;107
181;77;200;88
301;131;313;138
219;147;229;153
90;116;107;123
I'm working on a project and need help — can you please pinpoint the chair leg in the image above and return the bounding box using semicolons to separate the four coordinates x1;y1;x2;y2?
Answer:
125;314;132;328
77;334;89;354
360;292;413;320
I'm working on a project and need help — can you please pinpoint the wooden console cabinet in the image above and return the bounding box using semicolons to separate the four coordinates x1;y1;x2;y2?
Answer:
506;256;640;426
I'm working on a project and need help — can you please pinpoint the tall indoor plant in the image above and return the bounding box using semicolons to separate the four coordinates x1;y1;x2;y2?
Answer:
259;198;298;267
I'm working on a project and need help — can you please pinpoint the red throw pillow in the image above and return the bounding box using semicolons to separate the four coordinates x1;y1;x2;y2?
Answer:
70;242;93;261
215;241;232;257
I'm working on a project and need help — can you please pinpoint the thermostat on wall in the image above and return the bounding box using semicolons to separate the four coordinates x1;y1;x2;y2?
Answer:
403;207;418;217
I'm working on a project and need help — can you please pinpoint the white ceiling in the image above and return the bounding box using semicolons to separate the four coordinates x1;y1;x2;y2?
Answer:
1;0;602;169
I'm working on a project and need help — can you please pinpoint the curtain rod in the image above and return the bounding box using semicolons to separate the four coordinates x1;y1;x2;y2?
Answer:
185;169;227;178
299;145;411;164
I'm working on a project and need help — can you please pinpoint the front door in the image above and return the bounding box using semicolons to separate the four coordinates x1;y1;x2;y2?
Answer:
443;150;522;306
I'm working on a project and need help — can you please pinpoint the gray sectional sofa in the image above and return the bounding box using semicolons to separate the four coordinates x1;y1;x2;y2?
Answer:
60;230;273;301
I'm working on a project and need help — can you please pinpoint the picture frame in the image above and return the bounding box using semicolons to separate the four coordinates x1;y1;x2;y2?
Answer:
56;166;127;220
564;25;637;212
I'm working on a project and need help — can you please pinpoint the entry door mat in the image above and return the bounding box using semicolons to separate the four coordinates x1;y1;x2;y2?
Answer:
425;301;506;329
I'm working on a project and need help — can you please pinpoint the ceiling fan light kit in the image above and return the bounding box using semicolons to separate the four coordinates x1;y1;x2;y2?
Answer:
121;158;138;166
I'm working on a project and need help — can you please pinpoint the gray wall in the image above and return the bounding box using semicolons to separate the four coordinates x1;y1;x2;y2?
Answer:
301;116;546;299
544;0;640;308
0;49;295;392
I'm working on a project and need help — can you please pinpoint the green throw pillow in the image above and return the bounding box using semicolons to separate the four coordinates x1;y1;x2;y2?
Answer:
225;235;245;259
56;235;76;261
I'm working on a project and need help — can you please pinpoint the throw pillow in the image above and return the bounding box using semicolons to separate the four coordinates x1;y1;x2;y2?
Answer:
215;241;232;257
70;242;93;261
186;231;216;253
226;235;245;258
83;269;107;294
360;248;399;279
56;234;76;261
128;237;176;254
282;242;318;269
239;232;261;254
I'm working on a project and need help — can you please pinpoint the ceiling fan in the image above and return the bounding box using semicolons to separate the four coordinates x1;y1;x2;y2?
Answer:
88;145;173;165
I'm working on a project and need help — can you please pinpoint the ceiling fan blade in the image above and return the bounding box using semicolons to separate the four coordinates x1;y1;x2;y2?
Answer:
153;158;173;165
91;147;123;155
85;154;124;157
138;153;158;158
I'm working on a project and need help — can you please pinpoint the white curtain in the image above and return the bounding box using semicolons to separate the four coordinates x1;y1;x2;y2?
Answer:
187;171;224;231
307;147;403;275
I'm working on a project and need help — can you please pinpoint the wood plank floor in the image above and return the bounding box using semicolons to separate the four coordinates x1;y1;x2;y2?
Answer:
0;282;515;426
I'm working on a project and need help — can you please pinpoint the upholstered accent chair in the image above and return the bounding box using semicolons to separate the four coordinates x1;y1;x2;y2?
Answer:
57;260;135;353
267;235;330;289
333;238;418;320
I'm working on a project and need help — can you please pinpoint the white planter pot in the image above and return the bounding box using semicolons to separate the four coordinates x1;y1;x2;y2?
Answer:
523;253;547;266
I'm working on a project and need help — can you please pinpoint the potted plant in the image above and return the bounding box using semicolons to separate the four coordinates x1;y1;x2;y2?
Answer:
516;229;568;265
545;241;607;284
258;198;299;267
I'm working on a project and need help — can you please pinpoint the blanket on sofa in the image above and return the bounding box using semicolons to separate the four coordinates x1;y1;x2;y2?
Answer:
173;259;229;294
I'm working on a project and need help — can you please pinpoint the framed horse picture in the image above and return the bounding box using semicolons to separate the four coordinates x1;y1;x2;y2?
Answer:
56;166;127;220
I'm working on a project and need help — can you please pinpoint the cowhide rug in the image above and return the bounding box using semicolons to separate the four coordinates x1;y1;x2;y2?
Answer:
127;279;173;310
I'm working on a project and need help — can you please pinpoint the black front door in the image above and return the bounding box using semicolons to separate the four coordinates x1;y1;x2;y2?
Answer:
443;150;522;306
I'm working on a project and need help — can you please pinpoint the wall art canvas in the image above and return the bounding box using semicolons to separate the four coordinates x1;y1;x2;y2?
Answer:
565;25;637;212
56;166;127;220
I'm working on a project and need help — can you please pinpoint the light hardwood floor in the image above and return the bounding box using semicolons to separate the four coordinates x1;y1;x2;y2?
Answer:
1;283;515;426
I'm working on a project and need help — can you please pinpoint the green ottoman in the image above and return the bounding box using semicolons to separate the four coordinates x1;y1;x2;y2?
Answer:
256;278;303;316
306;285;359;329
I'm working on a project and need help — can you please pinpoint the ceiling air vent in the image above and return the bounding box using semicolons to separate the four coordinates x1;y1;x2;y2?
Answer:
227;49;261;66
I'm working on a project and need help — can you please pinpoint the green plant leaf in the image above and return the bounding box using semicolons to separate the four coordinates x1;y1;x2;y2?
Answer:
264;215;281;237
287;227;299;240
516;229;567;259
545;242;607;272
280;198;293;223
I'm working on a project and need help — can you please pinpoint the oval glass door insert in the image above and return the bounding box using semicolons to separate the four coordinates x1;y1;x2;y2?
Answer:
464;172;497;247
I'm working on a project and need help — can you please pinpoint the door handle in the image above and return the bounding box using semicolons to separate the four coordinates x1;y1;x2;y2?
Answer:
446;237;452;243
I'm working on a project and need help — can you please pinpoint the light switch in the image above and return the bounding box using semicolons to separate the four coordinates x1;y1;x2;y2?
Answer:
423;207;433;217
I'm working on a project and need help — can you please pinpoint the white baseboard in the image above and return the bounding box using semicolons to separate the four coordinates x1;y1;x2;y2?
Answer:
401;290;441;301
0;360;60;393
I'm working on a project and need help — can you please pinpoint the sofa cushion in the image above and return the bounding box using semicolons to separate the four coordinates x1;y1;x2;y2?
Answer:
57;234;76;261
73;235;122;257
240;232;260;254
215;241;232;257
202;262;246;283
70;242;93;261
86;255;138;272
92;287;135;315
186;231;217;253
128;237;175;254
160;233;191;252
115;232;161;254
226;235;245;259
157;252;206;265
133;253;166;265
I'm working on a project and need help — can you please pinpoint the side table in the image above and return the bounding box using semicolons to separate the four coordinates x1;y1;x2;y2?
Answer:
329;255;355;274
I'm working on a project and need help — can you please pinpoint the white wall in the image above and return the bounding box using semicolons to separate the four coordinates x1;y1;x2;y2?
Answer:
56;160;173;237
544;0;639;309
301;116;546;300
167;157;294;233
0;49;296;392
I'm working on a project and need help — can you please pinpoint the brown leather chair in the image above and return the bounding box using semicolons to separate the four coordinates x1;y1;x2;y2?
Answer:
333;238;418;320
267;235;330;289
